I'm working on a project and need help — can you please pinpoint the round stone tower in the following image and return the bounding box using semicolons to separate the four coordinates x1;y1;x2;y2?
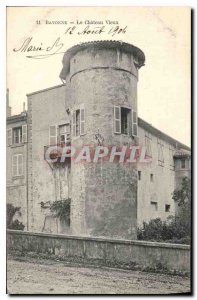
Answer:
60;41;145;239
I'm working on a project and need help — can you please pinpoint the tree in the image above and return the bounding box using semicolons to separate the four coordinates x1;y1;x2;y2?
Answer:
172;177;191;235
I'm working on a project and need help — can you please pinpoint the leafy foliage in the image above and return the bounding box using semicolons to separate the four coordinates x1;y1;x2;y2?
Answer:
6;203;25;230
50;198;71;224
172;177;191;206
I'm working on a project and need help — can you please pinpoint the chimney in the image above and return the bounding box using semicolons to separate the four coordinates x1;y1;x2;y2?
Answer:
6;88;11;117
23;102;26;112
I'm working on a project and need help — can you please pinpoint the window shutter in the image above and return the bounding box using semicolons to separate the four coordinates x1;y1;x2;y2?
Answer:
80;107;85;135
7;128;12;146
22;125;27;143
18;154;23;176
114;106;121;134
12;155;17;176
49;125;57;145
72;111;76;137
132;110;138;137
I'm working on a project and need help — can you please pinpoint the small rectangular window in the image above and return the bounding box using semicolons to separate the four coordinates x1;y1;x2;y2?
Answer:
181;159;186;169
151;201;158;211
150;174;154;182
138;171;141;180
165;204;171;212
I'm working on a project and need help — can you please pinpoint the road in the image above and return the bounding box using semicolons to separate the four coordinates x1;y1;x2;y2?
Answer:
7;256;191;295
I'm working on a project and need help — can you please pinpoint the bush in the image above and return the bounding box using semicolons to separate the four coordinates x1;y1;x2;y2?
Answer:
137;216;190;244
8;219;25;230
6;203;25;230
50;198;71;225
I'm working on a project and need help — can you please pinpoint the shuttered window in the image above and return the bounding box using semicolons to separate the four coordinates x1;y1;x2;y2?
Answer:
114;106;137;136
12;154;23;177
158;139;164;166
7;128;12;146
72;106;85;137
13;127;22;144
132;110;138;137
49;125;57;145
145;132;152;158
72;111;76;137
22;125;27;143
114;106;121;134
80;107;85;135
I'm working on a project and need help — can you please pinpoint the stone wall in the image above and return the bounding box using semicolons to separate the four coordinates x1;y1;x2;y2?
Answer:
7;230;190;274
27;85;70;232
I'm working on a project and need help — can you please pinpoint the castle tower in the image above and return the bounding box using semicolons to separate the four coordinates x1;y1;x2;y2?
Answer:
60;41;145;239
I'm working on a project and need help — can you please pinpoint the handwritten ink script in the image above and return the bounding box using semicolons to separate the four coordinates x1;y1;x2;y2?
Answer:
13;21;127;59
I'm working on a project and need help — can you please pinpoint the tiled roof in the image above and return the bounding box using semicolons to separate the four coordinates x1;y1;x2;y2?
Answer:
173;149;191;158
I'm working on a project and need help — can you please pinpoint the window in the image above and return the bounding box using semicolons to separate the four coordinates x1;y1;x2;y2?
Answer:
12;154;23;177
76;109;80;136
7;125;27;146
114;106;137;136
150;201;158;211
13;127;22;144
132;110;138;137
49;125;57;145
150;173;154;182
7;128;12;146
181;159;186;169
22;125;27;143
58;124;70;145
138;171;141;180
145;132;152;158
121;107;130;135
158;139;164;166
72;106;85;137
165;204;171;212
114;106;121;134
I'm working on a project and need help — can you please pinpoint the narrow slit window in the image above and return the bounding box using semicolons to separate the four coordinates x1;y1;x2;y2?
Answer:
181;159;186;169
150;173;154;182
165;204;171;212
151;201;158;211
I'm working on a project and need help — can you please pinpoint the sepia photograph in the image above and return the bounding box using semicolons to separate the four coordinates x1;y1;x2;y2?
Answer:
6;6;191;295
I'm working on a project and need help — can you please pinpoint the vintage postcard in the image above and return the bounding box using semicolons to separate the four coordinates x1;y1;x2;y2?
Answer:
6;6;191;295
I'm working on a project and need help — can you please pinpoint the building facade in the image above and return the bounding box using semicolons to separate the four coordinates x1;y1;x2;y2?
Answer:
6;41;191;239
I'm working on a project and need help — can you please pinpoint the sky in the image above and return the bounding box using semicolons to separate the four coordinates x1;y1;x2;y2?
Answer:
7;6;191;146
